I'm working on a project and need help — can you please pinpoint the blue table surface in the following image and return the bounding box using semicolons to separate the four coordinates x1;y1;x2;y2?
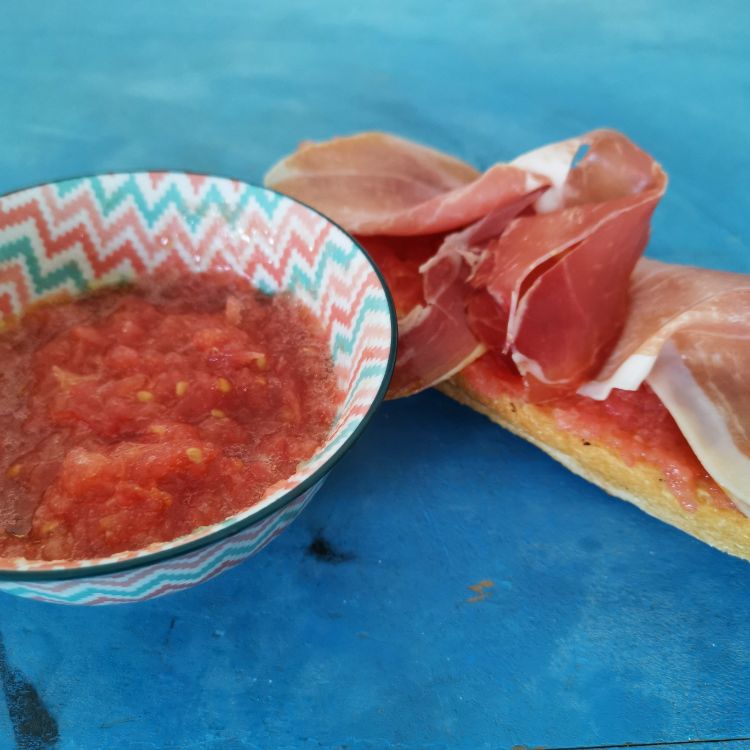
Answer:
1;1;749;748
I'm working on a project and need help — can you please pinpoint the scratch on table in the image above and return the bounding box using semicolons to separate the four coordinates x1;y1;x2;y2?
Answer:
466;579;494;602
163;616;177;648
420;502;452;565
99;716;137;730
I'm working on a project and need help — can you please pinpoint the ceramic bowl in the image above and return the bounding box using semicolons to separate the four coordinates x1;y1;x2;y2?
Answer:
0;172;396;604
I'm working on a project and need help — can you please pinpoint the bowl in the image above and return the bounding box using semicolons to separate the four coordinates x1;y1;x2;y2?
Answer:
0;172;396;604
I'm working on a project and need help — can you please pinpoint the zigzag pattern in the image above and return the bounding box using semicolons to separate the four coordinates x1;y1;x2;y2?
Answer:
0;173;394;604
0;487;317;605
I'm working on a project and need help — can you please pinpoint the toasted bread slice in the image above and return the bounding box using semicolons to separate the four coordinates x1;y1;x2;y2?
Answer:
438;375;750;560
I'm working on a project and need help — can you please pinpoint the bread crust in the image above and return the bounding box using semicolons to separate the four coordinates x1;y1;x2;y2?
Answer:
439;375;750;561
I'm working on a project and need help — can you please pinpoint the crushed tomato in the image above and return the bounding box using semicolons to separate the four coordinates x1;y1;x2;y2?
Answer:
460;352;735;512
0;273;340;560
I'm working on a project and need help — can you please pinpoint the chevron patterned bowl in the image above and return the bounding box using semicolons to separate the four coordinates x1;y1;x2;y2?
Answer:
0;173;396;604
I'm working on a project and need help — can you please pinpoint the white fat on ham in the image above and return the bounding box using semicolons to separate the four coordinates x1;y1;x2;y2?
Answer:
511;136;583;213
581;258;750;513
648;341;750;516
578;354;657;399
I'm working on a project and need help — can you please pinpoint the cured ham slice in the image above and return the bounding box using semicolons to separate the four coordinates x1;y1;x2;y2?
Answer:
580;259;750;512
265;129;666;398
390;266;485;398
265;132;548;236
388;197;542;397
469;130;667;392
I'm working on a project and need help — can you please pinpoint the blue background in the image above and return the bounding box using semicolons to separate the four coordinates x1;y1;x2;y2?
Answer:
1;1;749;748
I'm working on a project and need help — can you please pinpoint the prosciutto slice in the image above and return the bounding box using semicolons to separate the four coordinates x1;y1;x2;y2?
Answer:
469;130;667;392
580;260;750;512
265;129;666;397
389;196;543;396
265;132;547;236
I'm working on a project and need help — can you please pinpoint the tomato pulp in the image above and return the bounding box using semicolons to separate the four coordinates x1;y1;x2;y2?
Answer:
461;352;733;512
0;274;340;560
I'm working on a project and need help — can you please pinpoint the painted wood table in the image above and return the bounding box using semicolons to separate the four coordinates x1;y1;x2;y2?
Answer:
0;1;749;748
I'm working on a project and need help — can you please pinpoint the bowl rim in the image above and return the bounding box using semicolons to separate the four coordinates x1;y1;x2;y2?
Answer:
0;170;398;582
